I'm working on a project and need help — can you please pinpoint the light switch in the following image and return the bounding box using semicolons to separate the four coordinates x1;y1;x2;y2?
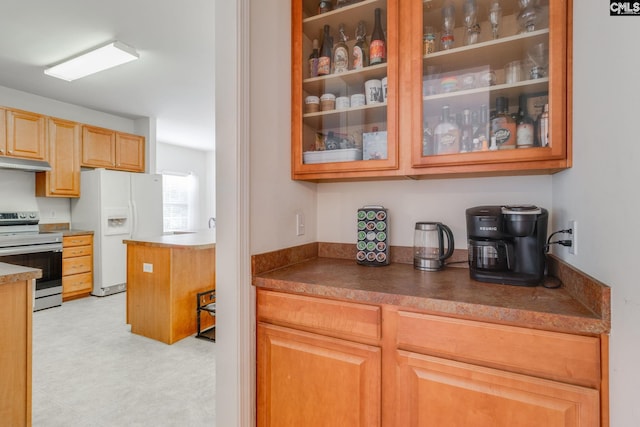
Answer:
143;263;153;273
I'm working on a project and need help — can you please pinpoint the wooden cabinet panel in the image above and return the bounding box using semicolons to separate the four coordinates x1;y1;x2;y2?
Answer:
81;125;116;168
257;323;381;427
62;255;92;275
35;117;81;197
115;132;145;172
257;289;381;342
396;310;601;387
394;350;599;427
0;279;32;427
62;234;93;300
62;272;93;295
6;109;46;160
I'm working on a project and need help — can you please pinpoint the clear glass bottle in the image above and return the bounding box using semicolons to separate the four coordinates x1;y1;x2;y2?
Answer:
491;97;516;149
440;0;455;50
460;108;474;152
434;105;460;155
488;0;503;39
352;21;369;70
317;25;332;76
516;94;535;148
308;39;319;78
333;24;350;73
422;122;434;156
370;8;386;65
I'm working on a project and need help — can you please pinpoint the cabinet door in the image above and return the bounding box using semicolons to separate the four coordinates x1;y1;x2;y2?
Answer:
115;132;145;172
6;109;47;160
394;350;599;427
257;323;381;427
81;125;116;168
292;0;399;180
35;118;81;197
409;0;569;175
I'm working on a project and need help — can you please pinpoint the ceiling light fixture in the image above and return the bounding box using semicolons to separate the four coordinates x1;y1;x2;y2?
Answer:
44;41;139;82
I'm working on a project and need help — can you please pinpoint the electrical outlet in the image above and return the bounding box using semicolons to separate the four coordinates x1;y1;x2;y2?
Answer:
143;263;153;273
296;211;305;236
569;220;577;255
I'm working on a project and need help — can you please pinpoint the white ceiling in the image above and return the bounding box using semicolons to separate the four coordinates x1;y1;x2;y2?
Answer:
0;0;215;151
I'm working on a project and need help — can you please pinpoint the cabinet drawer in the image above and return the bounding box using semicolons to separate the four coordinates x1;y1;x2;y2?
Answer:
62;255;92;275
396;311;601;388
257;289;381;342
63;234;92;247
63;272;92;294
63;244;92;259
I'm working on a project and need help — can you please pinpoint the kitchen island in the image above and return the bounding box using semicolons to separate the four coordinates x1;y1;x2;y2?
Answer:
0;263;41;427
124;230;215;344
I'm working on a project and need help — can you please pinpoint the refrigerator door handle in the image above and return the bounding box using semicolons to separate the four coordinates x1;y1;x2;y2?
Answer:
130;200;137;238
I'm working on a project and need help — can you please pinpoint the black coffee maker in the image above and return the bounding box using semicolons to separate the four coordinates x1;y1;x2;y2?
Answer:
466;205;548;286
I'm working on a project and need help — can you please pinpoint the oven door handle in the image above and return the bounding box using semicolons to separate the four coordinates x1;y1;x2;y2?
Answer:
0;243;63;257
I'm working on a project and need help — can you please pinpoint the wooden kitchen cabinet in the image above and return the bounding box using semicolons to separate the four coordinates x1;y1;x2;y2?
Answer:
81;125;145;172
291;0;400;180
3;108;47;160
257;290;382;426
62;234;93;300
35;118;81;198
256;289;606;426
291;0;572;181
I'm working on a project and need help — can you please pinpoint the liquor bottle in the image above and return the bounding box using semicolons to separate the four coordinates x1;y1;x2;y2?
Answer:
318;0;332;14
333;24;350;73
423;122;434;156
434;105;460;154
537;103;550;147
317;25;332;76
308;39;320;78
460;108;474;153
473;104;490;150
516;94;535;148
369;8;386;65
352;21;369;70
490;96;516;149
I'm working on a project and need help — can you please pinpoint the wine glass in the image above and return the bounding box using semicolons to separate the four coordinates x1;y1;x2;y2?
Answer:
517;0;541;33
489;0;502;39
527;42;548;79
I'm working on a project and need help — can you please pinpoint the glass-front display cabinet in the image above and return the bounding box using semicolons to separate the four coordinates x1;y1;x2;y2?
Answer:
410;0;570;174
291;0;399;180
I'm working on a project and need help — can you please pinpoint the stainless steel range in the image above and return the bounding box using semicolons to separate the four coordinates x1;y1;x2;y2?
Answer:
0;211;63;311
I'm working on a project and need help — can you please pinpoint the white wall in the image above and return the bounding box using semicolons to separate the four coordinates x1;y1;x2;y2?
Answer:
552;3;640;425
156;141;213;229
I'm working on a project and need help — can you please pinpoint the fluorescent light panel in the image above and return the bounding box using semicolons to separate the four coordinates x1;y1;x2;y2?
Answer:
45;41;139;82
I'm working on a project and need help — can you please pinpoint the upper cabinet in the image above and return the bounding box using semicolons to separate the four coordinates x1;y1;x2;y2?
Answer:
291;0;571;181
82;125;145;172
35;118;81;198
292;0;400;180
3;109;47;160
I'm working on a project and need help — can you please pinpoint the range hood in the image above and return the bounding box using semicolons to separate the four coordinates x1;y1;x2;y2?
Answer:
0;157;51;172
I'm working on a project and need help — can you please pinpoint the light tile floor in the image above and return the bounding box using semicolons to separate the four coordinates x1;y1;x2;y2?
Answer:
32;292;216;427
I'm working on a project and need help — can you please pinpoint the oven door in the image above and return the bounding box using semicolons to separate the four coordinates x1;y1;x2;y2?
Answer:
0;243;63;310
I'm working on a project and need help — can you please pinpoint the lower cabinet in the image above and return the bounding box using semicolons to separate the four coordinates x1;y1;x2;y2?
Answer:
62;234;93;300
256;289;606;427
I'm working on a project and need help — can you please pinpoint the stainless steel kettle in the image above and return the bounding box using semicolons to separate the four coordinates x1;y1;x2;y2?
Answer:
413;222;455;271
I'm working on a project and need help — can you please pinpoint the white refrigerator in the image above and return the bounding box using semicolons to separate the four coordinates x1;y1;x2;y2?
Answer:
71;169;163;297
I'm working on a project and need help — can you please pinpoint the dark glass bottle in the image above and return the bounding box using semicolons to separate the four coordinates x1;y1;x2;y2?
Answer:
308;39;319;78
352;21;369;70
369;8;386;65
516;94;535;148
491;97;516;149
318;25;332;76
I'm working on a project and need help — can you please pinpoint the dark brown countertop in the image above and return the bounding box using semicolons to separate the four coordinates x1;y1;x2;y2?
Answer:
0;262;42;285
252;243;610;336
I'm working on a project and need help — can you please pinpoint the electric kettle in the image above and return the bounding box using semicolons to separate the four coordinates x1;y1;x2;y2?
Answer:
413;222;455;271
